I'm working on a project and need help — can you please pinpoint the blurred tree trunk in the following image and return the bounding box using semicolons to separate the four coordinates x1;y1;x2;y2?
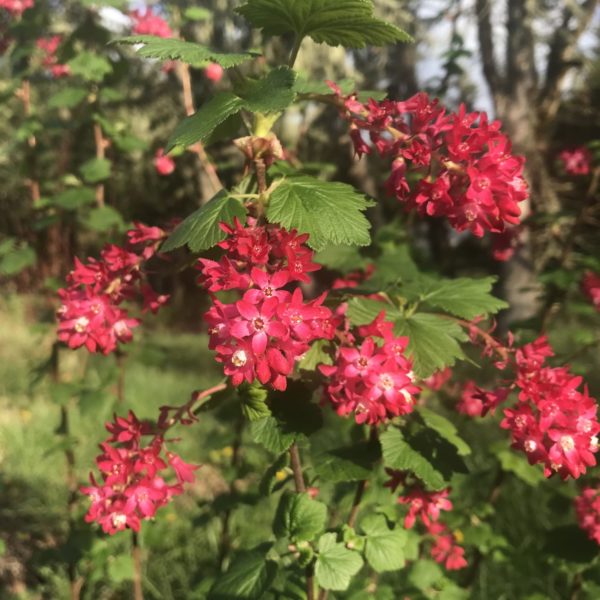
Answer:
475;0;597;327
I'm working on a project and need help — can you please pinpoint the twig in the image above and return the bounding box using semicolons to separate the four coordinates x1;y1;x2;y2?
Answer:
17;80;41;203
288;442;315;600
93;122;107;208
132;532;144;600
175;61;223;198
51;343;83;600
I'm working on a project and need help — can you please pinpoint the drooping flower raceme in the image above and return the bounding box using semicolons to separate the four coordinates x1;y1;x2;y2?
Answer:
36;36;70;78
329;84;528;237
130;8;173;38
582;271;600;311
82;411;196;535
0;0;33;15
200;218;336;391
320;312;420;425
501;336;600;479
384;469;467;571
559;147;592;176
57;223;169;354
575;487;600;545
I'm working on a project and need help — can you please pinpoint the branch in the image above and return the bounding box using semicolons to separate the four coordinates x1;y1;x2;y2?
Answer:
475;0;502;105
539;0;597;123
93;123;107;208
175;61;223;199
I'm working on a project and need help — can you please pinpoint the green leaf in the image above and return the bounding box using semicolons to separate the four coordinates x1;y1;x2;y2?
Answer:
166;92;244;151
236;0;412;48
313;440;380;483
380;426;467;490
184;7;212;21
209;544;278;599
346;298;468;378
266;176;373;250
239;382;272;421
250;416;297;454
79;158;111;184
408;559;444;591
294;77;356;96
394;313;468;379
50;188;96;211
250;382;323;452
117;36;257;68
297;339;333;372
48;87;88;109
237;66;297;114
161;190;247;253
0;243;35;275
82;206;125;232
315;532;363;591
273;491;327;542
416;407;471;456
68;52;113;82
360;514;407;573
107;554;134;583
314;244;366;273
400;275;508;320
493;445;545;486
259;453;289;495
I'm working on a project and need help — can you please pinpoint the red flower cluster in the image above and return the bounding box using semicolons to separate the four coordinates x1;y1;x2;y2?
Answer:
423;366;452;391
501;336;599;479
385;470;467;570
81;411;196;535
559;147;592;176
0;0;32;15
36;36;70;78
582;271;600;311
320;313;419;425
57;223;168;354
330;84;528;237
154;148;175;176
130;8;173;38
200;218;335;391
575;487;600;545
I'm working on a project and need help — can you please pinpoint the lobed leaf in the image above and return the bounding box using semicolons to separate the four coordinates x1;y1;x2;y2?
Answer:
273;491;327;542
360;514;407;573
266;175;373;250
380;426;468;490
116;35;257;68
313;440;380;483
160;190;247;253
209;544;278;599
236;0;412;49
166;93;245;152
315;533;363;591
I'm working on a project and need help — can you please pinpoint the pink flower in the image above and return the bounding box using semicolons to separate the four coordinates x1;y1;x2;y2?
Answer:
498;336;600;480
57;223;169;354
559;147;592;176
154;148;175;176
582;272;600;311
36;36;70;78
330;85;528;237
575;487;600;545
320;314;419;425
82;412;194;535
204;62;224;82
130;9;173;38
429;524;468;570
0;0;33;15
200;220;333;391
423;367;452;390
